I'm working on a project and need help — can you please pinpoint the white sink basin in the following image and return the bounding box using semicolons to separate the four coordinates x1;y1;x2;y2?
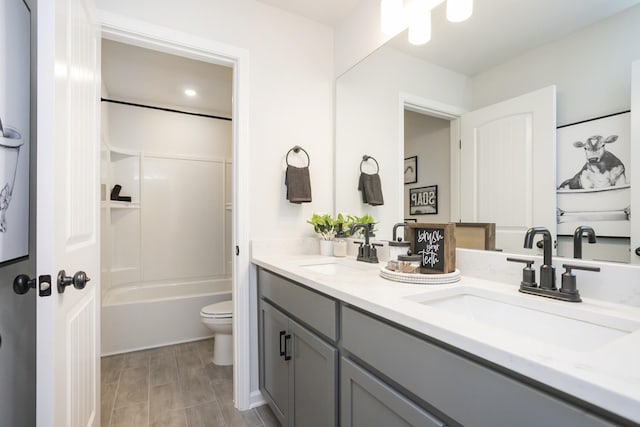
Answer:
299;262;364;275
407;287;640;352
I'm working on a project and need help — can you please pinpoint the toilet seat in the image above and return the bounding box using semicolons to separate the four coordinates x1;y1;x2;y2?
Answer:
201;300;233;319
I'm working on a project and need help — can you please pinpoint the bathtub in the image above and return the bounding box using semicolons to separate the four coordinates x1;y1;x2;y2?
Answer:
557;185;630;237
101;278;231;355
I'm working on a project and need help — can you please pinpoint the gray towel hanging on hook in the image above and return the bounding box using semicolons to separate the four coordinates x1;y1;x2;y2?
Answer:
285;146;312;203
358;155;384;206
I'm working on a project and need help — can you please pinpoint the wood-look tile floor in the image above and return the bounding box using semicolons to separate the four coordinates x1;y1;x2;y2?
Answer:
101;339;280;427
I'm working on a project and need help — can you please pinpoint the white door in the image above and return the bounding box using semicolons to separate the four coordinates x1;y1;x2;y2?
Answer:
37;0;101;425
460;86;557;254
631;60;640;265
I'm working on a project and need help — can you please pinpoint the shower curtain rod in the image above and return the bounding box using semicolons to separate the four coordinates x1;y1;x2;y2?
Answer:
101;97;232;121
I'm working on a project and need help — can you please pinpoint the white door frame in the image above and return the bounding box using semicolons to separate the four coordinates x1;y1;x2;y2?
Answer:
398;92;467;221
98;12;252;409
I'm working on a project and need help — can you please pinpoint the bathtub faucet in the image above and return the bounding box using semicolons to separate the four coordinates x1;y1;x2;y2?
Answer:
573;226;596;259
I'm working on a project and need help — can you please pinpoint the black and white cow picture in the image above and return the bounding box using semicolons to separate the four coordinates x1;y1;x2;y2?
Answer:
557;135;627;190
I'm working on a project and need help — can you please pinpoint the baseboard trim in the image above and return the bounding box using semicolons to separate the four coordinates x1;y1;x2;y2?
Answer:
249;390;266;408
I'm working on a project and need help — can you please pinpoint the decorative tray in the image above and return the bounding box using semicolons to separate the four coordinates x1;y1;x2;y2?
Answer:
379;266;461;285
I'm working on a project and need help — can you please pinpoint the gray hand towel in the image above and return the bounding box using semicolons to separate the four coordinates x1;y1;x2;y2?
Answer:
285;165;312;203
358;172;384;206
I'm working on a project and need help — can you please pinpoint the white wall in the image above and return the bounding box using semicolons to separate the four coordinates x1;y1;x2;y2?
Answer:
334;0;394;77
336;46;472;239
106;103;231;158
472;4;640;126
404;111;451;222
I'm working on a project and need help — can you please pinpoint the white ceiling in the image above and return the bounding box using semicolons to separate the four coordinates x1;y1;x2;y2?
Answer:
257;0;360;26
388;0;640;76
102;40;233;116
258;0;640;76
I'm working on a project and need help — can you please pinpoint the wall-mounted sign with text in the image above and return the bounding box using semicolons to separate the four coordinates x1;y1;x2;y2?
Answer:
409;185;437;215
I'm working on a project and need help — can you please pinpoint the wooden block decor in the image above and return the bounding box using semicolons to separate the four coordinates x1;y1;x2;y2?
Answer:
408;223;456;274
455;222;496;250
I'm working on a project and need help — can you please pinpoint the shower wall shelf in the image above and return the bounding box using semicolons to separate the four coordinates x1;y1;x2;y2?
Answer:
101;144;143;287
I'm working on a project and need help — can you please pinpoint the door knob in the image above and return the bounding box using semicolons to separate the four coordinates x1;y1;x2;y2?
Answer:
13;274;36;295
635;247;640;257
57;270;91;293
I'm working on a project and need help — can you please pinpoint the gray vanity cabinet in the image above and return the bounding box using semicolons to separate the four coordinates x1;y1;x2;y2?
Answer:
341;305;617;427
258;268;339;427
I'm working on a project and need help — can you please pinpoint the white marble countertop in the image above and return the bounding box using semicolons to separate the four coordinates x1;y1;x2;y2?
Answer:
252;253;640;424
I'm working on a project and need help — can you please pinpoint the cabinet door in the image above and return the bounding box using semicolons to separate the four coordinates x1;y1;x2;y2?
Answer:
341;358;446;427
290;320;338;427
259;301;290;424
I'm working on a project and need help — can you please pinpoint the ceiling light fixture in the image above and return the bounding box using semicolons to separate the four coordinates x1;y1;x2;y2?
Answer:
184;88;197;97
381;0;473;46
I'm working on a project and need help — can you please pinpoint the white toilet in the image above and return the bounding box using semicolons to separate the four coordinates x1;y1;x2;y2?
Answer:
200;300;233;366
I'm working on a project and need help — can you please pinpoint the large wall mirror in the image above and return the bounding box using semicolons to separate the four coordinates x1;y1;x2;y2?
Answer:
335;0;640;263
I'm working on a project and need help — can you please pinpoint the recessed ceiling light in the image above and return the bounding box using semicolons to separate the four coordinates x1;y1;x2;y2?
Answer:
184;88;197;97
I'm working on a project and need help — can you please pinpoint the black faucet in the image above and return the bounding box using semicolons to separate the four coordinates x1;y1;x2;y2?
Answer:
391;222;408;242
523;227;555;290
573;226;596;259
351;223;379;263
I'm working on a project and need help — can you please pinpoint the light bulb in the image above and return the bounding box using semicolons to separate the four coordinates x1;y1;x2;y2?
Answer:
446;0;473;23
408;9;431;45
381;0;406;35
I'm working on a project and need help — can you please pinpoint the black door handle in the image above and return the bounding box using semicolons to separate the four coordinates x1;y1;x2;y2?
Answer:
279;331;286;356
57;270;91;293
284;334;292;361
13;274;36;295
635;247;640;257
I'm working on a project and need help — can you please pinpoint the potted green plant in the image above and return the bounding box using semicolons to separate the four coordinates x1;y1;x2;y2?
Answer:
307;213;336;256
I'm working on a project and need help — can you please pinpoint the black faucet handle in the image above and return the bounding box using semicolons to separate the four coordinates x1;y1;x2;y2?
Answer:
506;257;534;268
562;263;601;273
560;264;600;302
372;243;383;247
507;257;537;288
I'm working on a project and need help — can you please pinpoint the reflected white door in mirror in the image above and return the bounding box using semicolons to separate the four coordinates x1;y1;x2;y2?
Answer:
459;86;557;255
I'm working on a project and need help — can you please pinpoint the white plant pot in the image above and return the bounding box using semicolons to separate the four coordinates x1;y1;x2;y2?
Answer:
319;239;333;256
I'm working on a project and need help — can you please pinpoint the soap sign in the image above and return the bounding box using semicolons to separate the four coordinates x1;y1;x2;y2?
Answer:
409;185;437;215
408;222;456;274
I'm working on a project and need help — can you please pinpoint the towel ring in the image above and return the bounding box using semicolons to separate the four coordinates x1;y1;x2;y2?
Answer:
360;155;379;174
286;145;310;167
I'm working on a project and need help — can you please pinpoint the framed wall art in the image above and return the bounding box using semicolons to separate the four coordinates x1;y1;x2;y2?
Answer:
404;156;417;184
556;111;630;237
409;185;437;215
0;0;31;264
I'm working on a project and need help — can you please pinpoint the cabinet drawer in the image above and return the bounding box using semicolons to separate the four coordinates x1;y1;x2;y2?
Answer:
342;357;445;427
342;306;614;427
258;268;338;341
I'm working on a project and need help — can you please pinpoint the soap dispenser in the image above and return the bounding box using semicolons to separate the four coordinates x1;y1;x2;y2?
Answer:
333;224;347;257
388;222;411;260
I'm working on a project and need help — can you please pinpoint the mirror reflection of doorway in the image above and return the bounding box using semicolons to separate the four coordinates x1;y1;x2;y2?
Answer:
403;110;452;223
